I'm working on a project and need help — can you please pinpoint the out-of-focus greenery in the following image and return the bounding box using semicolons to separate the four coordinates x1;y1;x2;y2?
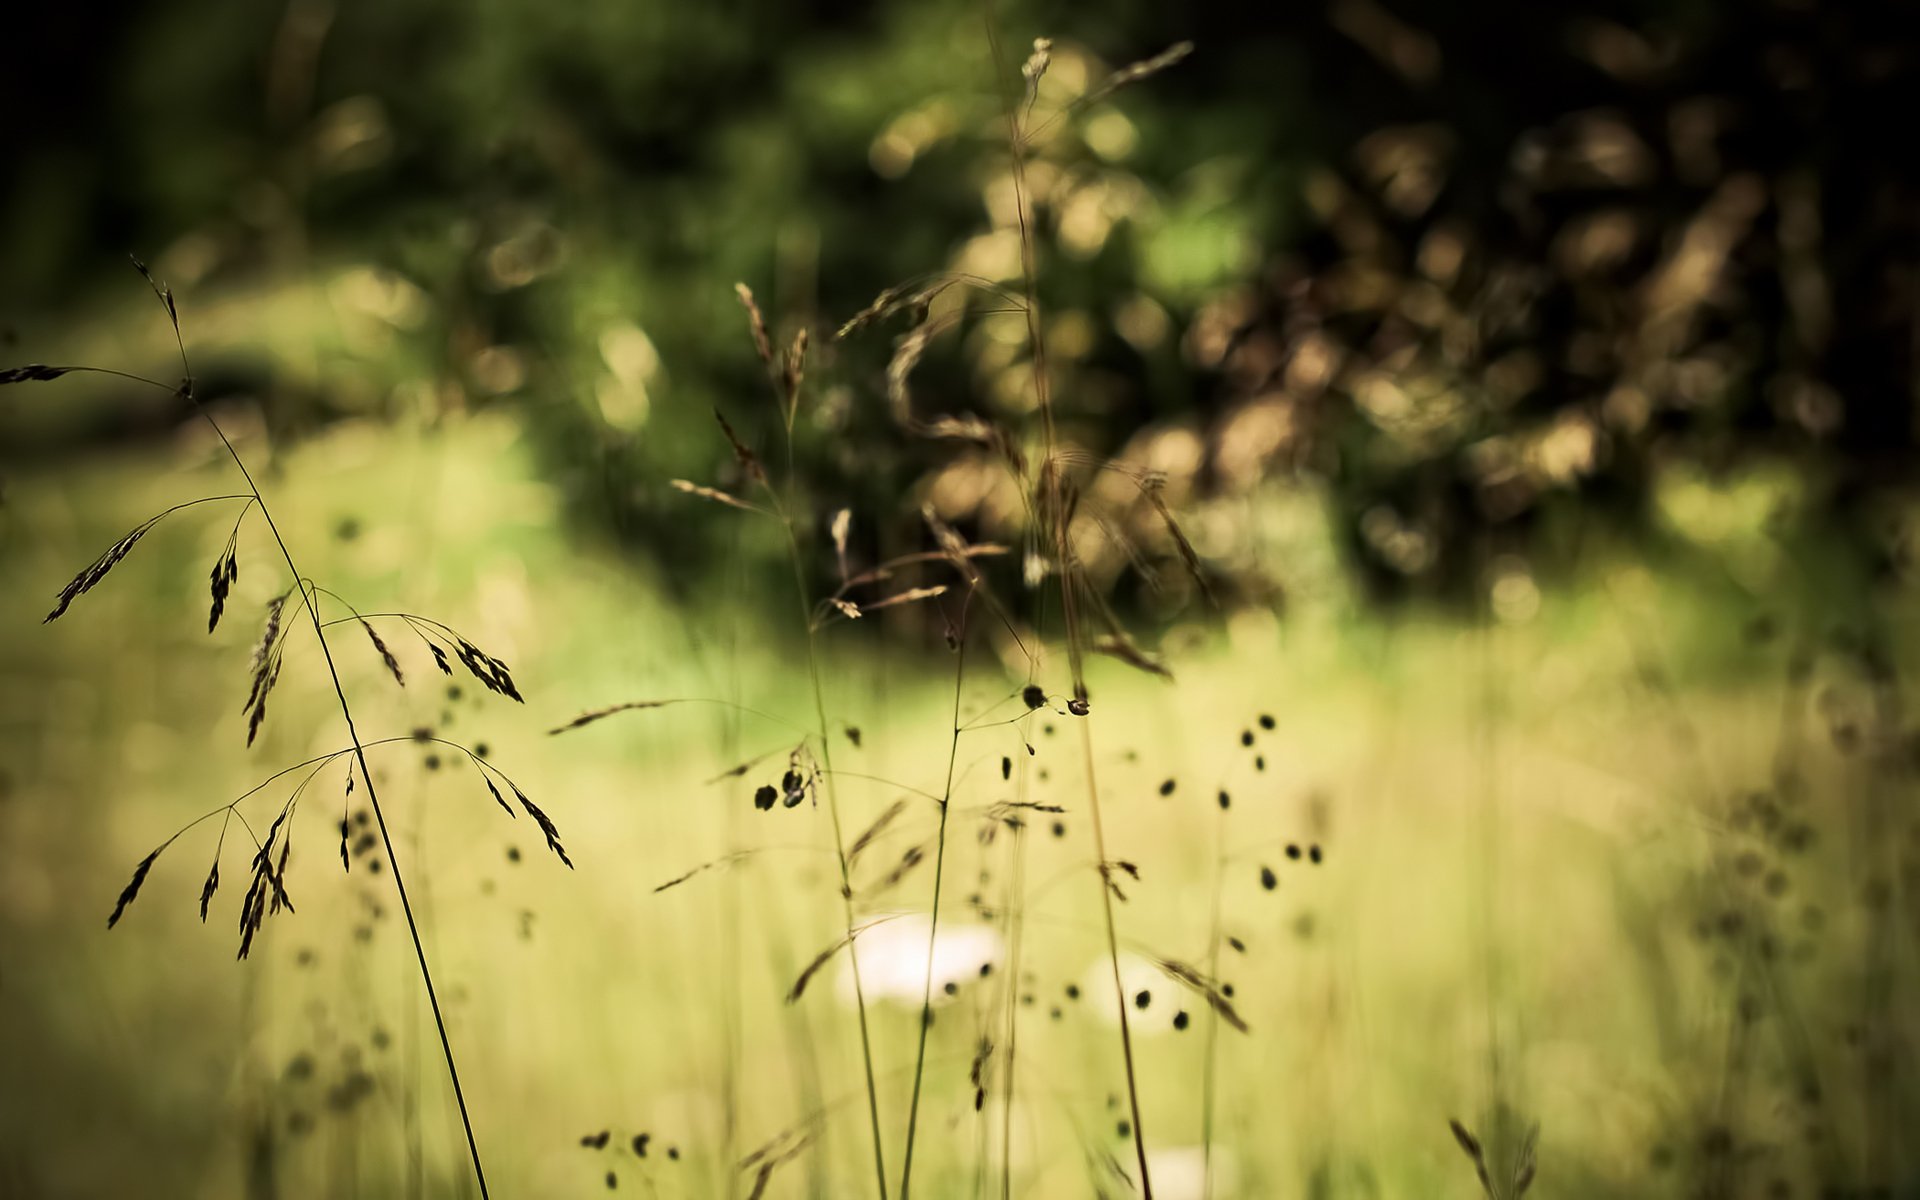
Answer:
7;0;1915;630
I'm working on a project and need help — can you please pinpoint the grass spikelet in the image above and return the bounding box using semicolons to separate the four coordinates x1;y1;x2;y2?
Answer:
480;773;515;818
885;312;960;430
786;916;903;1003
46;521;158;622
670;478;769;516
873;842;928;896
511;783;572;868
858;585;948;613
782;327;809;417
734;282;774;367
788;931;854;1004
207;546;237;633
836;288;896;340
241;595;286;744
245;595;286;685
451;638;524;703
742;1130;816;1200
1139;479;1213;605
1153;958;1250;1034
547;700;672;735
0;363;74;385
1513;1125;1539;1196
834;277;956;341
338;765;355;873
1083;40;1195;108
652;850;753;893
1091;635;1173;680
241;594;287;747
846;799;907;867
129;253;179;331
1448;1119;1494;1195
238;808;295;960
713;409;767;484
360;618;405;686
1020;36;1053;114
198;858;220;922
830;509;852;582
107;850;160;929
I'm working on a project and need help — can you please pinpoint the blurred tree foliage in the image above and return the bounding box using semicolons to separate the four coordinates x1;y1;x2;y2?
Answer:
2;0;1914;617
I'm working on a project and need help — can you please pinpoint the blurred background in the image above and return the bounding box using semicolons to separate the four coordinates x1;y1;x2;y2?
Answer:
3;0;1918;1196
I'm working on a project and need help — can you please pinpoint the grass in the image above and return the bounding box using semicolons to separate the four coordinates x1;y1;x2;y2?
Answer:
5;23;1918;1200
6;411;1915;1195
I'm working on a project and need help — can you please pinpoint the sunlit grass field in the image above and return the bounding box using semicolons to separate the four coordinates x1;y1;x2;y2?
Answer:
2;417;1911;1198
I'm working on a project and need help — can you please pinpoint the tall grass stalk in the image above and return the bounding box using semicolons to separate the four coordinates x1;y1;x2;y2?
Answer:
998;718;1034;1199
139;274;492;1197
981;13;1154;1194
1201;789;1229;1199
898;592;973;1197
779;512;891;1200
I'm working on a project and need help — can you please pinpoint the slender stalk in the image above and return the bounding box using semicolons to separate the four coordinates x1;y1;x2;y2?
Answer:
783;529;891;1200
979;9;1153;1192
1075;719;1152;1196
998;725;1032;1200
900;595;973;1197
1200;794;1228;1199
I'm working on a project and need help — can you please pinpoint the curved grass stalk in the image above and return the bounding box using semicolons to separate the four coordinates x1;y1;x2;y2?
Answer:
128;269;493;1197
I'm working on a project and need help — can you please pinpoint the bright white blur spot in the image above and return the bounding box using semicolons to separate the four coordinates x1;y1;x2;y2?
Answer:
839;914;1003;1007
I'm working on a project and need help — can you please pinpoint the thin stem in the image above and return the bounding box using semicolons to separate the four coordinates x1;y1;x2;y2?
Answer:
785;529;890;1200
899;594;973;1197
980;6;1151;1192
1200;793;1228;1199
1077;719;1152;1196
999;720;1033;1200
